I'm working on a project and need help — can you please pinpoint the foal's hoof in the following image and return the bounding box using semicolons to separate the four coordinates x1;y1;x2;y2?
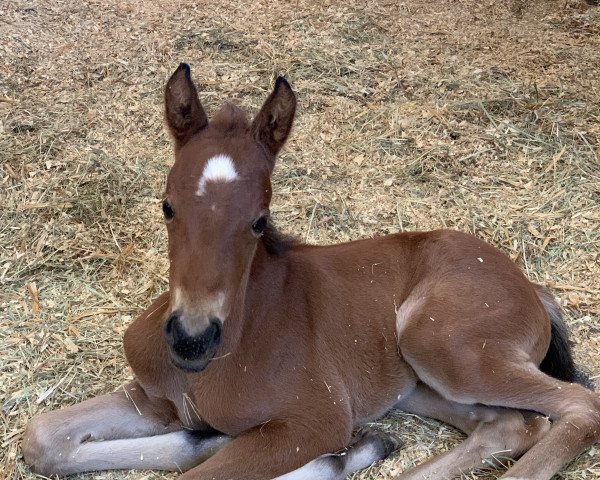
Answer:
353;428;403;459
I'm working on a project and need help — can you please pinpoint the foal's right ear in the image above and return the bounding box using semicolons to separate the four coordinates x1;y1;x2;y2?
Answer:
165;63;208;148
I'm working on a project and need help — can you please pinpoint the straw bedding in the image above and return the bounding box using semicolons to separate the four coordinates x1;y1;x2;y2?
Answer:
1;0;599;478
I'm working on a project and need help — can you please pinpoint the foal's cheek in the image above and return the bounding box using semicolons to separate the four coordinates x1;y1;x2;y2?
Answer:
232;233;258;271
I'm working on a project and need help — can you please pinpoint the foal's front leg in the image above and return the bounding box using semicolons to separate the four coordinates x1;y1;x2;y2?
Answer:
274;429;400;480
178;417;392;480
22;381;229;476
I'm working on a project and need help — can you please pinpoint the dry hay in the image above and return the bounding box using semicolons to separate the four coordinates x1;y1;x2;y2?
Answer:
1;0;599;478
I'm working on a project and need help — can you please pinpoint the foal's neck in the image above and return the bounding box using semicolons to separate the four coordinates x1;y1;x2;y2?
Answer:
221;236;295;355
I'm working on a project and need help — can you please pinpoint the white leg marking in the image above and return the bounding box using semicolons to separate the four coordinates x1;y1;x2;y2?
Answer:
60;431;229;473
341;442;381;474
30;431;229;476
273;459;331;480
196;154;239;196
273;436;385;480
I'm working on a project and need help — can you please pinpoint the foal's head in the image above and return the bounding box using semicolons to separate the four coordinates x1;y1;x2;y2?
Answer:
161;64;296;372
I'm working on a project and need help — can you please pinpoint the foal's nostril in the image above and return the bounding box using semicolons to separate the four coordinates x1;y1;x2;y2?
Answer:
210;318;222;343
163;313;179;337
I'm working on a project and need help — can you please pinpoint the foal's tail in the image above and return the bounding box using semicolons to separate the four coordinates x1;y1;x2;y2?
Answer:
535;285;593;388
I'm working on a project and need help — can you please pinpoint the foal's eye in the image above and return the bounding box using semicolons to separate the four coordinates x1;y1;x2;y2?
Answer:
162;200;174;220
251;215;268;236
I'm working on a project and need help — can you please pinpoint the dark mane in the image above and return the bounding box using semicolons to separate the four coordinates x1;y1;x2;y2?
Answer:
262;221;298;255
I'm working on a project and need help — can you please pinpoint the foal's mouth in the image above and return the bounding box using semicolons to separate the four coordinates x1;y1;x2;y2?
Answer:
168;351;217;373
163;316;223;373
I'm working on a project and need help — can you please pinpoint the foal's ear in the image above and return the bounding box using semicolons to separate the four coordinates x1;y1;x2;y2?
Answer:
165;63;208;148
251;77;296;166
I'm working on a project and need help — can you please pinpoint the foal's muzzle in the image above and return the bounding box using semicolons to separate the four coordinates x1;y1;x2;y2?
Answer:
163;313;223;372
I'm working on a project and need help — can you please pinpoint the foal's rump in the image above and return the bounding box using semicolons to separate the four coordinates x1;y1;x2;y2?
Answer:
393;230;585;402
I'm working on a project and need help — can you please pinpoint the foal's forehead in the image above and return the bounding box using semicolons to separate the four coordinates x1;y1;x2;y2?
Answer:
167;135;269;202
195;154;239;197
167;103;269;197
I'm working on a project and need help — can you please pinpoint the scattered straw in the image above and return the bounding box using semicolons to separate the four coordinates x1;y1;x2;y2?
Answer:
1;0;599;479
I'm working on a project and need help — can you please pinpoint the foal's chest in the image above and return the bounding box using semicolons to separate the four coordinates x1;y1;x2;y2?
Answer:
187;361;284;435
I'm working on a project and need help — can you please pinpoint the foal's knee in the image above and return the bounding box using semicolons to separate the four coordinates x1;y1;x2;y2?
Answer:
22;415;66;476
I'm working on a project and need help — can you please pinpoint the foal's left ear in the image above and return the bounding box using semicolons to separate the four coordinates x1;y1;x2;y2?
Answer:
251;77;296;168
165;63;208;149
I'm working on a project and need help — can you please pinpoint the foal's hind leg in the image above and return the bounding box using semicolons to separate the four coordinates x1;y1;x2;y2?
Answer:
400;347;600;479
22;382;229;476
394;384;551;479
477;365;600;480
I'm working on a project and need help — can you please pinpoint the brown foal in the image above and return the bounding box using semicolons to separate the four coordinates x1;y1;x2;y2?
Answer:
23;64;599;480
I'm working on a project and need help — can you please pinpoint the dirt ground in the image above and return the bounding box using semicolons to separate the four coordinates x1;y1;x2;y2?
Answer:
1;0;599;478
